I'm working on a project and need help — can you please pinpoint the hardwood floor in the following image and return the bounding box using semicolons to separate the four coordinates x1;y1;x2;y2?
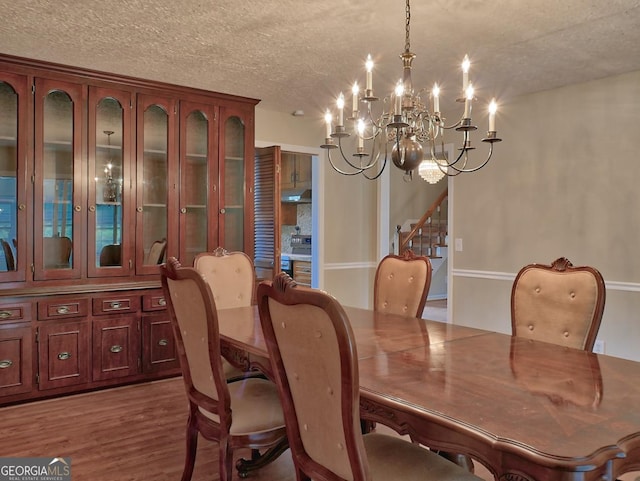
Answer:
2;376;636;481
0;378;296;481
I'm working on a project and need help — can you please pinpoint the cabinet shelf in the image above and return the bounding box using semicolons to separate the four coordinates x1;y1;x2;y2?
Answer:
185;204;206;209
142;203;167;208
225;156;244;162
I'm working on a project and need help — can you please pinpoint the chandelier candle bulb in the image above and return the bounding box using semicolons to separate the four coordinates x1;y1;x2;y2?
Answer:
324;110;332;138
337;93;345;127
357;119;365;149
352;83;359;116
395;82;404;114
464;84;474;118
489;99;497;131
432;84;440;113
462;55;470;90
365;55;374;91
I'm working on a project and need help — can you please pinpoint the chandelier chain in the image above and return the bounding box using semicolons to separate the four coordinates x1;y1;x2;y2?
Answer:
405;0;411;53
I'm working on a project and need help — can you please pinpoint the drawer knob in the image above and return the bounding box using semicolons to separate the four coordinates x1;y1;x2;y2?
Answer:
157;298;166;306
158;338;169;347
0;359;13;369
0;311;11;319
57;352;71;361
110;301;121;309
110;345;123;353
56;306;70;315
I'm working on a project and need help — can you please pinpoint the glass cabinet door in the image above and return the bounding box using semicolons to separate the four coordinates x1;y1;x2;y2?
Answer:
179;102;217;266
0;73;27;282
136;95;177;275
34;79;83;281
88;87;132;277
219;108;253;256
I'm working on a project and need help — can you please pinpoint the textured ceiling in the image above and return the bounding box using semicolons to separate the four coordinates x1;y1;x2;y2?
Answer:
1;0;640;120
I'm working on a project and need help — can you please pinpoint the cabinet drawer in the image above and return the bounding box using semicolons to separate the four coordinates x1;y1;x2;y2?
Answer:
0;302;32;323
92;295;140;316
142;292;167;311
293;261;311;286
38;298;89;320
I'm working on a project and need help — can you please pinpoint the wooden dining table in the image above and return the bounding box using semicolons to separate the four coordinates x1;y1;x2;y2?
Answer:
216;304;640;481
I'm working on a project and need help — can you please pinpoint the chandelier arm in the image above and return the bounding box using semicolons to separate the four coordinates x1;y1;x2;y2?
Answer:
445;142;495;173
337;136;379;171
362;154;388;180
327;149;366;176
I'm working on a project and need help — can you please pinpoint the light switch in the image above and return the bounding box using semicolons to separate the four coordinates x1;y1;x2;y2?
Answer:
455;238;463;252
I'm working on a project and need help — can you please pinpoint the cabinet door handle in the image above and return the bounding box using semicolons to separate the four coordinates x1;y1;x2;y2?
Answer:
56;306;70;315
137;206;143;213
158;339;169;347
180;207;187;214
74;205;81;212
57;352;71;361
88;205;96;213
110;345;123;353
0;311;11;319
0;360;13;369
220;208;226;214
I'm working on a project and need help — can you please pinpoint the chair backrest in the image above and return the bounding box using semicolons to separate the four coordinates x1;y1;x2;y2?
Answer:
43;236;72;268
194;247;255;309
511;257;606;351
99;244;121;267
258;273;370;481
1;238;15;271
373;249;432;318
160;257;231;426
145;238;167;265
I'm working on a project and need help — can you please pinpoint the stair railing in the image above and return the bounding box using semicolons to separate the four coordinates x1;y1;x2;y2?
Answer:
397;188;448;256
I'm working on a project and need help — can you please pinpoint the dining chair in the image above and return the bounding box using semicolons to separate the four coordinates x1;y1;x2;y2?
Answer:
194;247;257;381
1;238;15;271
160;257;288;481
145;238;167;265
374;249;432;318
511;257;606;351
99;244;121;267
43;236;72;268
258;272;482;481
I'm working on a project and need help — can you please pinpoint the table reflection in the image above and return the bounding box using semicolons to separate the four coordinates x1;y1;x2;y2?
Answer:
509;338;603;408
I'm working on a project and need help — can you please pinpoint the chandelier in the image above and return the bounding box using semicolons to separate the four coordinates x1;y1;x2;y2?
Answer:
320;0;502;183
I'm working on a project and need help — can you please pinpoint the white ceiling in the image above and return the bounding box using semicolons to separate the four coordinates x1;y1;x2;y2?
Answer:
1;0;640;119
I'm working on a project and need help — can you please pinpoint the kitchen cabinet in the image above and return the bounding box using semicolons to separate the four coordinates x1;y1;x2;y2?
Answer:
0;53;257;405
281;152;311;190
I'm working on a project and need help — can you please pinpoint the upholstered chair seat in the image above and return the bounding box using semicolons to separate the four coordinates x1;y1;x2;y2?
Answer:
511;257;606;351
161;258;287;481
258;273;482;481
374;250;432;318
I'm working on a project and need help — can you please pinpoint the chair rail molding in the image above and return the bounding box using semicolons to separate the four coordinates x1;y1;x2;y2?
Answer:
452;269;640;292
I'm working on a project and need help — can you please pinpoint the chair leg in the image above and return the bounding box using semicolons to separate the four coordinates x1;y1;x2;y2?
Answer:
181;417;198;481
235;438;290;478
219;439;234;481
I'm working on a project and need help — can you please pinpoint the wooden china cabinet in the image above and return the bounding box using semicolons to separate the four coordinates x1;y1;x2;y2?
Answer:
0;54;257;405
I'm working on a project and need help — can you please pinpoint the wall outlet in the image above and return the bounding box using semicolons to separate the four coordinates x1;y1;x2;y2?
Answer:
593;340;605;354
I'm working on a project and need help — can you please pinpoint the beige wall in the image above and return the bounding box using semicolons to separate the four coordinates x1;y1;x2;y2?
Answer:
452;69;640;361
